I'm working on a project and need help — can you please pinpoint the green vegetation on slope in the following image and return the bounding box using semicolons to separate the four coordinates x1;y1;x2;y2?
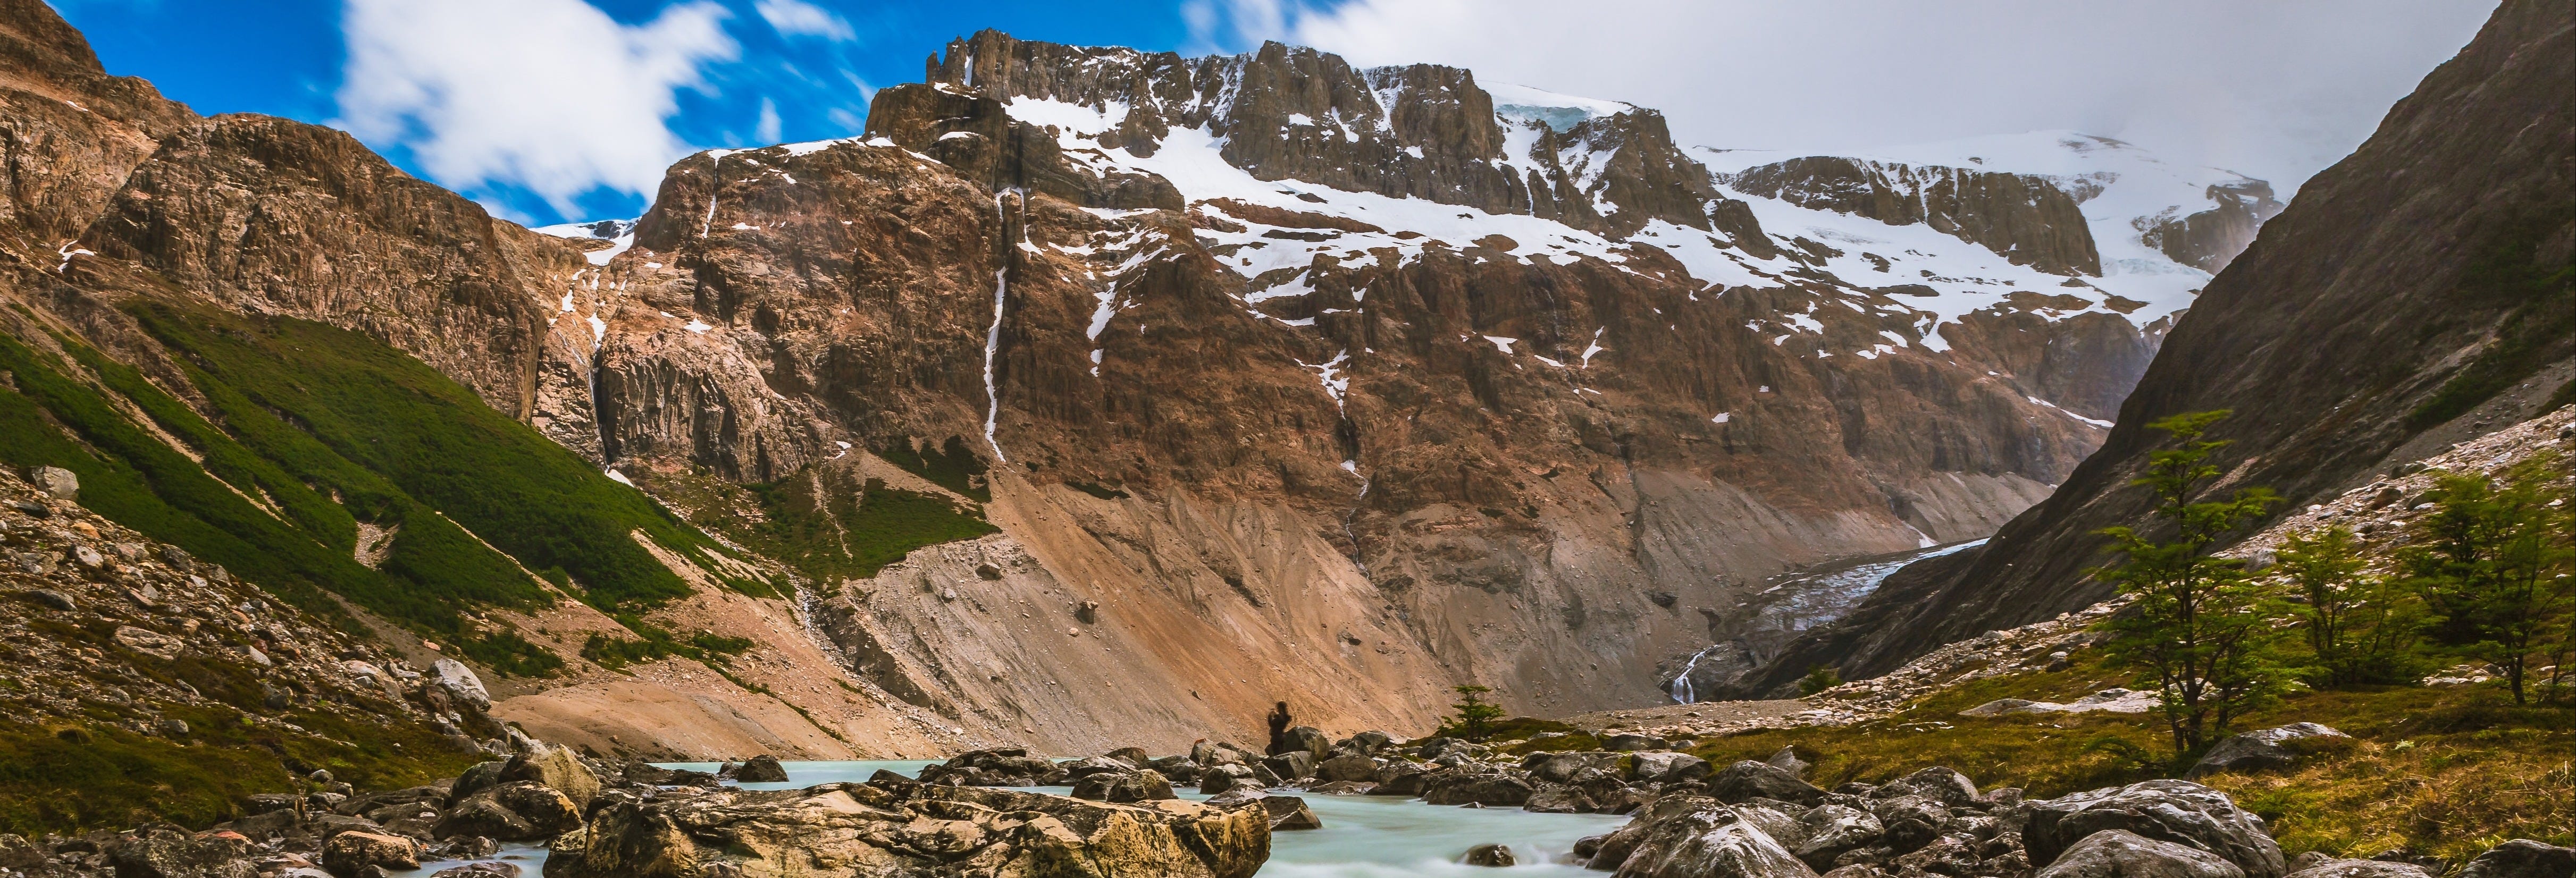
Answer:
878;436;991;502
0;299;763;676
126;301;726;610
645;462;1000;586
2405;214;2576;430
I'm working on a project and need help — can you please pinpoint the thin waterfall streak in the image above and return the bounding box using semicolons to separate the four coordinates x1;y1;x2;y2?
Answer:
981;190;1015;462
700;154;723;238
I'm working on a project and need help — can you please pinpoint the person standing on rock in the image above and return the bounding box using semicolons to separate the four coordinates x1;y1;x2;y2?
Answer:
1267;702;1293;755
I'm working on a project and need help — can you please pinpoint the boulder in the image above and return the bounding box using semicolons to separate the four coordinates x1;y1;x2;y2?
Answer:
500;745;600;806
1593;800;1817;878
2188;724;2350;779
1072;769;1177;803
1634;752;1714;783
2027;780;2286;878
918;749;1069;787
1464;843;1517;866
1370;762;1433;796
1260;795;1322;831
1263;751;1317;781
1530;751;1630;784
322;830;423;876
1523;782;1598;814
434;781;582;841
621;762;675;786
1605;733;1672;752
1709;761;1827;806
549;781;1270;878
1793;805;1886;871
2035;829;2246;878
1766;747;1810;779
1735;803;1809;850
447;761;511;805
1105;747;1154;768
1064;756;1141;779
1422;772;1534;807
1201;763;1257;795
107;827;255;878
1866;796;1948;854
732;755;790;783
2281;860;2434;878
1314;753;1379;784
431;660;491;712
27;466;77;500
1192;740;1252;766
2456;840;2575;878
1273;725;1332;760
1874;766;1981;809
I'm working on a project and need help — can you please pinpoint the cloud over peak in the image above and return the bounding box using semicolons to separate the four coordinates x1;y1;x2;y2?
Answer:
334;0;738;218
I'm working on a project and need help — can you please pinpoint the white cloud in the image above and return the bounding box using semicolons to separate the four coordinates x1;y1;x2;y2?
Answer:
1218;0;2498;195
755;0;854;41
755;97;782;143
334;0;737;216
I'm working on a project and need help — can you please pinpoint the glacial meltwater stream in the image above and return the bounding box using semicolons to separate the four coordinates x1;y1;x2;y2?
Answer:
395;760;1627;876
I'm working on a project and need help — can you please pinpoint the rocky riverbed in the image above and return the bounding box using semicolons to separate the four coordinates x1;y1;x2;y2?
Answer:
0;716;2564;878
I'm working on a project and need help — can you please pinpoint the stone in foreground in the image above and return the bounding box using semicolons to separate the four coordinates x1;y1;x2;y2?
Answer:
2026;780;2286;878
544;779;1269;878
2034;829;2246;878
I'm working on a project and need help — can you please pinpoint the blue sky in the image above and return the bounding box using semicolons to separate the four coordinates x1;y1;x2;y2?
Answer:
56;0;1289;225
51;1;2494;230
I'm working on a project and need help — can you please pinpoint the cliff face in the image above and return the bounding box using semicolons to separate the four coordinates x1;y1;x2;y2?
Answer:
1730;0;2574;695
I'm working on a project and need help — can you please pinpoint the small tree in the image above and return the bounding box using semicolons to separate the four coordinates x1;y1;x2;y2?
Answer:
1799;665;1842;695
2278;526;2422;686
2093;410;2286;756
2402;461;2574;704
1448;685;1504;741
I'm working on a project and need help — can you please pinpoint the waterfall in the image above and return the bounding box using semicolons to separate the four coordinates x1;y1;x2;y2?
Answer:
1668;645;1719;704
981;190;1018;463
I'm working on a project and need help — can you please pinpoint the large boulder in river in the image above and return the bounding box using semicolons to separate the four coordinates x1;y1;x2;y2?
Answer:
546;780;1270;878
1709;761;1826;807
2187;724;2350;779
1422;771;1534;807
1272;725;1331;760
918;748;1070;786
1314;753;1379;783
2456;840;2576;878
322;830;423;876
1072;769;1177;803
437;781;582;841
733;755;791;783
500;744;600;806
2036;829;2246;878
2027;780;2286;878
1587;798;1816;878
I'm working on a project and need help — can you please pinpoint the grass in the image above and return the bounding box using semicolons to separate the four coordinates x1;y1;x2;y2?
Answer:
580;617;754;671
734;468;999;582
0;704;484;837
127;301;721;611
1656;652;2574;864
2404;213;2576;430
878;436;991;502
0;297;768;676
